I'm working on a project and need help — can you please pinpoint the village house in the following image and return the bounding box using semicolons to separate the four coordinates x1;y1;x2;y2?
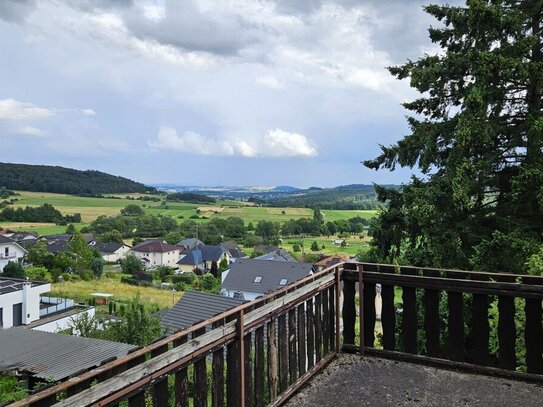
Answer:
0;235;27;272
94;242;131;263
130;240;180;268
221;258;314;301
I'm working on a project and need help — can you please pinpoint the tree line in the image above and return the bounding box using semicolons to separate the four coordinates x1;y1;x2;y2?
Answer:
0;203;81;224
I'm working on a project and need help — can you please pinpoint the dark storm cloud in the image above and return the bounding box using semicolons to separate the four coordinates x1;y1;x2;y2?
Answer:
0;0;36;23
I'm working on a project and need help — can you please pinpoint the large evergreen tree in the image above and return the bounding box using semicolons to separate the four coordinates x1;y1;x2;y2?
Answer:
365;1;543;273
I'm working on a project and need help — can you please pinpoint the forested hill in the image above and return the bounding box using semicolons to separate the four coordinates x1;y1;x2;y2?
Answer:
0;163;156;195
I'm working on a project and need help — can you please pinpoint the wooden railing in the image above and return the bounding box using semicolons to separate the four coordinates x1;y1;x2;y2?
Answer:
13;261;543;406
342;263;543;377
14;265;341;407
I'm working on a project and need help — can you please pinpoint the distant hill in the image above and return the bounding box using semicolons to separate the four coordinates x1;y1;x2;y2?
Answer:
0;163;156;195
266;184;397;210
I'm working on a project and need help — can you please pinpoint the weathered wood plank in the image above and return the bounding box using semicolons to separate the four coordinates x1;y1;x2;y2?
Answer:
254;326;265;407
401;268;418;354
363;280;376;348
498;276;517;370
278;313;288;393
380;266;396;351
523;276;543;374
471;274;490;366
329;285;336;351
297;303;307;376
306;297;315;369
424;287;440;358
322;289;330;355
151;344;170;407
193;328;208;407
342;279;356;346
315;293;323;362
288;308;298;384
244;332;252;407
267;319;278;402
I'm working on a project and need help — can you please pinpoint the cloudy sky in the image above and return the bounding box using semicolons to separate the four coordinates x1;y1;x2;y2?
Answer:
0;0;458;187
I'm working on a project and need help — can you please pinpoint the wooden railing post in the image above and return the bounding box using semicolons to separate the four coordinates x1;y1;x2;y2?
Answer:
358;263;365;354
342;268;356;347
238;309;246;407
335;266;341;353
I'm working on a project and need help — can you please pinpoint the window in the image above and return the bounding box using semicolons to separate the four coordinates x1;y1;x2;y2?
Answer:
4;247;8;257
279;279;288;286
254;276;262;283
0;308;3;328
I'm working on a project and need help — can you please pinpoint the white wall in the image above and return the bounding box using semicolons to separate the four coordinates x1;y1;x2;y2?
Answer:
0;242;26;271
132;249;180;267
222;289;261;301
102;245;130;262
32;307;96;333
0;282;50;328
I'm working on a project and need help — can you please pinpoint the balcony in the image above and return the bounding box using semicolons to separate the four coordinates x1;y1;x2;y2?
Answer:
11;263;543;406
39;296;75;318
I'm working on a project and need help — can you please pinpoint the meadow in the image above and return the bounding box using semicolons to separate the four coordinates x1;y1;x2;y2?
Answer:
3;191;378;234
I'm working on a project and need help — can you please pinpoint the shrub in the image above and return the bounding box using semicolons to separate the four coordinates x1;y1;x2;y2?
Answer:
25;267;52;282
2;262;25;278
168;273;196;285
120;277;154;287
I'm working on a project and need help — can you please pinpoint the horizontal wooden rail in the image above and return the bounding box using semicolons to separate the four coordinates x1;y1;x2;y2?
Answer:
343;270;543;299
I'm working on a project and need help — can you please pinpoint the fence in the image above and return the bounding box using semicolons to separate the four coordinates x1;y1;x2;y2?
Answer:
13;261;543;406
39;297;75;318
14;265;341;407
342;263;543;376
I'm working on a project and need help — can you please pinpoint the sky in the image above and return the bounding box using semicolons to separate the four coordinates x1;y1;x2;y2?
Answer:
0;0;459;187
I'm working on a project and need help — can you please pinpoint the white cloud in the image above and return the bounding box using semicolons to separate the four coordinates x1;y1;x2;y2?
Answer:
264;128;317;157
150;126;317;158
81;108;96;116
15;125;48;137
256;75;283;89
0;98;55;121
143;4;165;22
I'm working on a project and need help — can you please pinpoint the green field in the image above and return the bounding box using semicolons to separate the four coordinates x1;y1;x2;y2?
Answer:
5;191;377;231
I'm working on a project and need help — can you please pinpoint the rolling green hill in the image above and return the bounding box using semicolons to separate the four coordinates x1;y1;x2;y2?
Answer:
0;163;156;195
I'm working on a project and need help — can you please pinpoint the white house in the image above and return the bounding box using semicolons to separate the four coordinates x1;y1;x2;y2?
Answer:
131;240;180;268
0;278;50;328
94;242;131;263
221;258;314;301
0;235;27;272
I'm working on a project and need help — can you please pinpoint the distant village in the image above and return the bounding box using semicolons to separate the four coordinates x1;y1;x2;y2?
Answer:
0;227;348;391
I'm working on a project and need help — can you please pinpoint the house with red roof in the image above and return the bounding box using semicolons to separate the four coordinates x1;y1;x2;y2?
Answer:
130;239;180;268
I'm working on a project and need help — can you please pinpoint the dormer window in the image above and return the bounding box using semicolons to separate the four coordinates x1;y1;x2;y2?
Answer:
279;278;288;286
254;276;262;283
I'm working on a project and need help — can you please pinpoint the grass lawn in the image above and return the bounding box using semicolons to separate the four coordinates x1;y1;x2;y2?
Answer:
280;234;372;258
49;275;183;309
0;221;88;235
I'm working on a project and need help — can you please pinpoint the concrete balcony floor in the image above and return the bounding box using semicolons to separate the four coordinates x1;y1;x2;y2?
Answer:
286;354;543;407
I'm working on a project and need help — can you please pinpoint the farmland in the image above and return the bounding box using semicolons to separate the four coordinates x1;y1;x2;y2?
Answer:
2;191;378;235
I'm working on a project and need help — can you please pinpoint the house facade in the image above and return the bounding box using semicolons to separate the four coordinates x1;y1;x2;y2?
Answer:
0;236;27;272
131;240;180;268
95;242;131;262
0;278;50;328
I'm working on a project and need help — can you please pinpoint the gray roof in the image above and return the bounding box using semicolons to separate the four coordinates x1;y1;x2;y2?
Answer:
177;248;204;266
0;235;14;244
161;291;245;334
201;245;228;262
255;248;297;262
222;258;313;295
95;242;125;254
177;238;204;249
42;233;72;242
221;241;247;258
0;327;136;381
46;240;70;254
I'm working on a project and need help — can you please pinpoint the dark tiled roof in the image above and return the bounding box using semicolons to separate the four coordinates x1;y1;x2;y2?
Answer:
0;235;15;244
46;240;70;254
42;233;72;242
160;291;245;334
132;240;179;253
201;245;227;262
177;238;204;249
177;248;203;266
221;241;247;258
95;242;125;254
254;245;279;254
0;327;136;381
222;258;313;295
255;249;296;262
8;232;38;241
81;233;96;244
